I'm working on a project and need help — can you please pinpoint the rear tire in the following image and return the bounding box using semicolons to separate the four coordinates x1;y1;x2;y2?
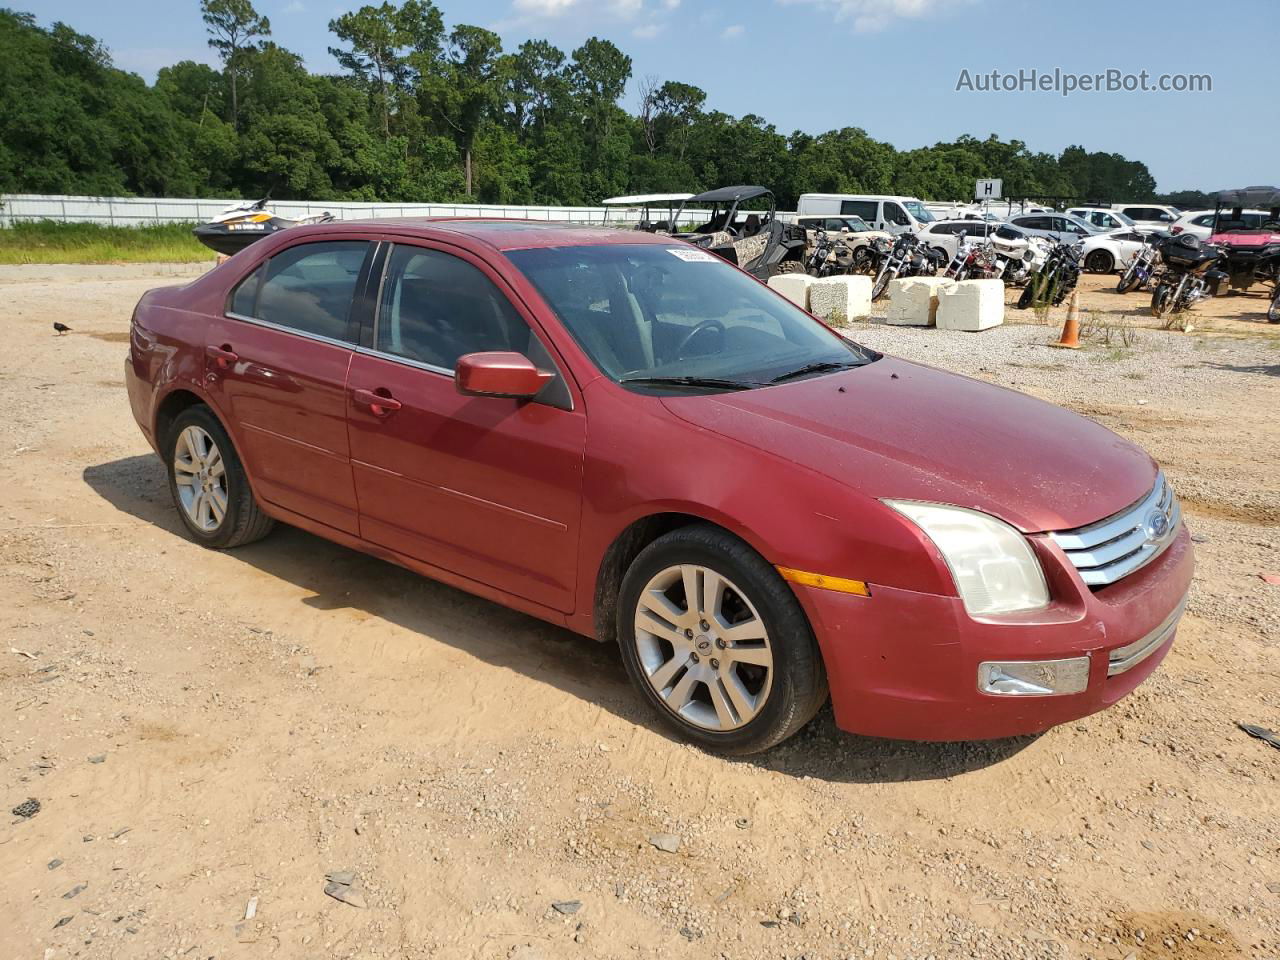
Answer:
616;524;827;755
1085;250;1114;273
1269;292;1280;323
165;405;274;549
1016;281;1037;310
769;260;806;277
1116;265;1140;294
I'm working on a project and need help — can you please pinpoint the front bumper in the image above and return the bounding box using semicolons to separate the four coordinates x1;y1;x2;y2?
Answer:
795;525;1194;741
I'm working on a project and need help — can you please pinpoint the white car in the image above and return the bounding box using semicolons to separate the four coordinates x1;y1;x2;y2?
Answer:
1066;207;1140;233
917;219;1016;261
1111;204;1181;232
1079;229;1151;274
1170;208;1274;240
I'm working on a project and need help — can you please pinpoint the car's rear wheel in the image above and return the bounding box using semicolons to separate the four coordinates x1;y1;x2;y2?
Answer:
617;524;826;755
1085;250;1114;273
166;406;274;548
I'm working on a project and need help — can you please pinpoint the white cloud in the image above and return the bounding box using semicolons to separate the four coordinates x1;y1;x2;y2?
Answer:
632;22;664;39
662;0;681;8
721;23;745;39
512;0;643;18
779;0;970;33
283;0;305;12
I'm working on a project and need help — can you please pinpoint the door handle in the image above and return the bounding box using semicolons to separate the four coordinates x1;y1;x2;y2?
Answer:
353;387;402;417
206;344;239;368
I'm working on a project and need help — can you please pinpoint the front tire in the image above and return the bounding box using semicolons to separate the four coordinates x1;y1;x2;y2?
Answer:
1151;284;1174;318
617;524;827;755
871;268;894;302
165;405;274;548
1116;264;1140;293
1269;292;1280;323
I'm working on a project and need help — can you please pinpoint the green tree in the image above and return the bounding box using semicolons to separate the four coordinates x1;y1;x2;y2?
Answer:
328;0;443;140
424;24;502;196
199;0;270;129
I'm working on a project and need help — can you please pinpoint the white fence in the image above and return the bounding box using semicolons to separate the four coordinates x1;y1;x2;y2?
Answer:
0;194;705;228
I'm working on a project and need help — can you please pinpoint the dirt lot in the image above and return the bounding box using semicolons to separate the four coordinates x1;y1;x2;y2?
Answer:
2;266;1279;960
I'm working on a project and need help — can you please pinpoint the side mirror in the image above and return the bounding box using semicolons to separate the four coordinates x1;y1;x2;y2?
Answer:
455;352;554;400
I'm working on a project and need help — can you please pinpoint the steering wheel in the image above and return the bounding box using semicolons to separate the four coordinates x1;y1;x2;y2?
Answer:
675;319;725;357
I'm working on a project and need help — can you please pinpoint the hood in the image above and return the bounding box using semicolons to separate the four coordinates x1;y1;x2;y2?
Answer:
662;356;1157;533
1211;229;1280;247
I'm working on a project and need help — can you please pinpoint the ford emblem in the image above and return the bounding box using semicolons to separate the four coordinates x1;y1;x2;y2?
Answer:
1145;510;1170;542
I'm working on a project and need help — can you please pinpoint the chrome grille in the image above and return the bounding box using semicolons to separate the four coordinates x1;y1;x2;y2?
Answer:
1050;472;1181;587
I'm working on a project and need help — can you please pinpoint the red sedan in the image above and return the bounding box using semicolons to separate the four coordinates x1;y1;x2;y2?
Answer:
125;219;1193;754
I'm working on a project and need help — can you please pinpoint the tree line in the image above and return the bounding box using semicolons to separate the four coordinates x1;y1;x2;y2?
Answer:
0;2;1190;209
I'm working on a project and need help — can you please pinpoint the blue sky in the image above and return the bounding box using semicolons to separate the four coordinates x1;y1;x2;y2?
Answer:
31;0;1275;193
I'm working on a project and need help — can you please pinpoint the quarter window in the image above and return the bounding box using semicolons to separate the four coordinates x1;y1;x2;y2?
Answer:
230;241;369;343
376;246;536;371
840;200;878;220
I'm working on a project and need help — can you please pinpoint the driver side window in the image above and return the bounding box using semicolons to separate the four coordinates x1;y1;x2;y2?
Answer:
884;202;909;226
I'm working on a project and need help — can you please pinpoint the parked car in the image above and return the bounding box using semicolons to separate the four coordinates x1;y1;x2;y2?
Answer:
1112;204;1181;232
1170;209;1272;240
1009;212;1100;241
780;213;891;252
797;193;936;235
917;219;1029;262
126;219;1193;754
1079;229;1151;273
1066;207;1139;233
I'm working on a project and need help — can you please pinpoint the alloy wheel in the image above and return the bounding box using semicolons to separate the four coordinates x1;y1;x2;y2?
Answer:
633;564;773;732
173;425;228;532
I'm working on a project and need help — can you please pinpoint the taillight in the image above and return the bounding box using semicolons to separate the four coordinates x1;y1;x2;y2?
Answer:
1171;226;1183;234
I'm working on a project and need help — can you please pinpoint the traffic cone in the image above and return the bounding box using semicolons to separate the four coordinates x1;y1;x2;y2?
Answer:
1050;289;1082;349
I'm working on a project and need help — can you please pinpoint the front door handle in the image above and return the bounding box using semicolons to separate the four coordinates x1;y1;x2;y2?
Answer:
206;344;239;368
353;387;402;417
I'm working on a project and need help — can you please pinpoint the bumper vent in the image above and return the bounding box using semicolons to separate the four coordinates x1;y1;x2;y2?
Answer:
1050;472;1181;587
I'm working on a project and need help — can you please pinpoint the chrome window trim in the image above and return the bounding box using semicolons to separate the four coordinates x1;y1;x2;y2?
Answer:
1107;594;1187;676
223;311;357;350
353;344;453;378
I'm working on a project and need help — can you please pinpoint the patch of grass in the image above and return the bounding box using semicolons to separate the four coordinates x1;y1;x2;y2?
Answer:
0;220;215;264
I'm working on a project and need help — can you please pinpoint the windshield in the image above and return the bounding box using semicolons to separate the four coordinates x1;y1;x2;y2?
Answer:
842;217;872;232
507;244;876;392
904;201;935;223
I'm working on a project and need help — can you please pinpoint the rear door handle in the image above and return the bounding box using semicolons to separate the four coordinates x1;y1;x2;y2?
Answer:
353;387;402;417
206;344;239;368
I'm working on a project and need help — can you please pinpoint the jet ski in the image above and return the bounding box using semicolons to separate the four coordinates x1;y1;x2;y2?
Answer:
192;197;334;256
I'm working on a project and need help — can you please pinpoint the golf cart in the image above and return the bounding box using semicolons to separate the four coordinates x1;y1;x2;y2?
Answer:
600;193;693;233
1207;185;1280;296
673;186;807;278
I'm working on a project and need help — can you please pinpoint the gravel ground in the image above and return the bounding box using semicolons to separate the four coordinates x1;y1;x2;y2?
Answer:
1;265;1278;960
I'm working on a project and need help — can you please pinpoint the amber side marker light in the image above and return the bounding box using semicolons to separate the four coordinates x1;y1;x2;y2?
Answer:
776;567;871;596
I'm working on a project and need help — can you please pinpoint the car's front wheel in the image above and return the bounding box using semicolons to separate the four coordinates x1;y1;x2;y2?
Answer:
166;405;274;548
617;524;826;754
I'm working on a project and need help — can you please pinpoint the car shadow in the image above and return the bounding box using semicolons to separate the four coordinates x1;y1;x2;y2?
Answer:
82;454;1034;784
1204;361;1280;377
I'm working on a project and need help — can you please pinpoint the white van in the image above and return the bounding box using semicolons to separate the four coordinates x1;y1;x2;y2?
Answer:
797;194;936;235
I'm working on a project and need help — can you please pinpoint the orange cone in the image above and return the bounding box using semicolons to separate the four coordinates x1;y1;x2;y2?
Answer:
1050;289;1082;349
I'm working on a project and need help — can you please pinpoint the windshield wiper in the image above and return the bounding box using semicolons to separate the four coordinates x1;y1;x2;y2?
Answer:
619;375;759;391
769;360;864;383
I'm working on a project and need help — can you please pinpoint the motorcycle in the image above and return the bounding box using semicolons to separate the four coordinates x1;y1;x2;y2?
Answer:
870;234;945;301
192;197;335;256
1150;233;1226;319
1016;238;1083;309
1116;236;1162;294
805;229;856;278
1270;284;1280;323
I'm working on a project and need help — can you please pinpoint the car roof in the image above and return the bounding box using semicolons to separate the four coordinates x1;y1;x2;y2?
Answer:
687;185;771;204
285;217;686;252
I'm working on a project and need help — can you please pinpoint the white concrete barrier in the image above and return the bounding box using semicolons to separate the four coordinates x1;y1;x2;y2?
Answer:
808;275;873;322
884;276;955;326
767;273;813;309
937;279;1004;331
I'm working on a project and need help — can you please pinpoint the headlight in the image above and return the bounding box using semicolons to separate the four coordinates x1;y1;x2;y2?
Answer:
884;501;1049;616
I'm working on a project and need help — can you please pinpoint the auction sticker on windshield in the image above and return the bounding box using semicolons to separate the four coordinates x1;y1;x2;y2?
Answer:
667;248;719;262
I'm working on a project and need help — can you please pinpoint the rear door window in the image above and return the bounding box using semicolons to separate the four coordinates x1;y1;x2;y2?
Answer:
232;241;370;343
